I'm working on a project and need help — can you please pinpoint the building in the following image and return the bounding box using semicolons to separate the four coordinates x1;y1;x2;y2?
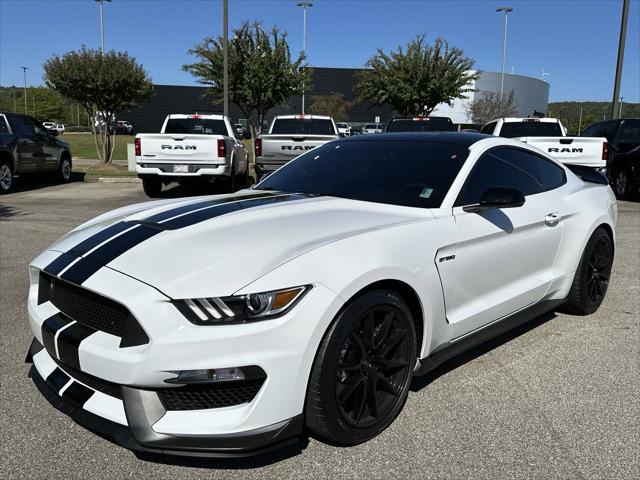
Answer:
120;67;549;133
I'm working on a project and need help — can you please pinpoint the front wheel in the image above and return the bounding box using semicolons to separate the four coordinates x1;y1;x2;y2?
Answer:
0;161;13;194
58;156;72;183
306;289;416;446
142;177;162;197
562;227;614;315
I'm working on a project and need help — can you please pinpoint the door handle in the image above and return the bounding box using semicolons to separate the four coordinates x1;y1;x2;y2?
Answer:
545;213;560;226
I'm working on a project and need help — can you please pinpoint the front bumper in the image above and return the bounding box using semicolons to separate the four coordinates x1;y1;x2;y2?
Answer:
27;339;304;458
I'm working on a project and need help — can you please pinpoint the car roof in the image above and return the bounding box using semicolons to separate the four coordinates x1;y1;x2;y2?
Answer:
338;131;492;147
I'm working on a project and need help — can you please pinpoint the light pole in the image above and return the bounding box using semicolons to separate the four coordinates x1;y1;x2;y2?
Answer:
21;66;28;115
95;0;112;55
223;0;229;117
297;2;313;114
611;0;629;119
496;6;513;104
619;97;624;117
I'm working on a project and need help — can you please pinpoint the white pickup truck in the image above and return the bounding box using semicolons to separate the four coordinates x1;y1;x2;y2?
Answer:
481;117;608;171
135;114;249;197
254;115;339;179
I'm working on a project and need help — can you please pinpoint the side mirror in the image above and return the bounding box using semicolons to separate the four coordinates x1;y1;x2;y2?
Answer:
463;187;525;213
242;130;252;140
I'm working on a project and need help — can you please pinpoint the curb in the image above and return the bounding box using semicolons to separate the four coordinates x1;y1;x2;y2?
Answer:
97;177;141;183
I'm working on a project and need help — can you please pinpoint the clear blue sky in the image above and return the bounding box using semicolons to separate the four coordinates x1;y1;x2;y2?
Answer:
1;0;638;102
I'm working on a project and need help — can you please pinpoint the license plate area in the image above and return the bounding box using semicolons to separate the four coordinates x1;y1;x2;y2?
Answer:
173;164;189;173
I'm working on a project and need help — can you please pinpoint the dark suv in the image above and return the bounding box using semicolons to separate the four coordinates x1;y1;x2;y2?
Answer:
0;112;73;193
582;118;640;199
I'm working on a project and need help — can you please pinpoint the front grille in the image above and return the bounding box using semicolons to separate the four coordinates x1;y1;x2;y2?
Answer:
41;272;148;347
52;356;123;400
157;378;265;411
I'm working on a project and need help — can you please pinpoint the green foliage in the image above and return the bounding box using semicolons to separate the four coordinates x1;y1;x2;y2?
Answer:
308;92;355;121
183;21;307;135
548;101;640;135
0;86;88;125
43;47;153;164
356;35;478;116
467;90;518;126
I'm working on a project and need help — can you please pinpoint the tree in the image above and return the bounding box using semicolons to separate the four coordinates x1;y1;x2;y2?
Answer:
357;35;478;116
183;22;308;142
308;92;355;120
44;47;153;164
467;90;518;126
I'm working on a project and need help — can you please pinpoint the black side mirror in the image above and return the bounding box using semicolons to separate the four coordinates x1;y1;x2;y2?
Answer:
242;130;252;140
463;187;525;213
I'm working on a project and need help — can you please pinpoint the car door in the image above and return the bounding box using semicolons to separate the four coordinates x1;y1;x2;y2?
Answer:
29;118;60;171
11;115;41;172
438;147;568;337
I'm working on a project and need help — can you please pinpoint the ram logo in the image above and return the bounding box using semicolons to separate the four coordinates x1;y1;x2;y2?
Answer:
161;144;197;150
548;147;583;153
282;145;316;151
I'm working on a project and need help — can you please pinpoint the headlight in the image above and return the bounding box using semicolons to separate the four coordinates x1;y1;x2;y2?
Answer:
173;286;310;325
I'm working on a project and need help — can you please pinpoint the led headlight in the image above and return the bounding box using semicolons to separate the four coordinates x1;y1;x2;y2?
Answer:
173;285;310;325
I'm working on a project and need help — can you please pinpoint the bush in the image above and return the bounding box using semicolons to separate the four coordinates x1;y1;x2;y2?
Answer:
65;126;92;133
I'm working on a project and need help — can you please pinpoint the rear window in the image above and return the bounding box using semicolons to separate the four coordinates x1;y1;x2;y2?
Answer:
271;118;336;135
499;121;562;138
164;118;228;135
387;118;455;132
614;120;640;143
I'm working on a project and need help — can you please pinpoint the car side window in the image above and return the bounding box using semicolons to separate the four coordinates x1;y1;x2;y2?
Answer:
581;124;598;136
13;116;36;137
614;120;640;144
29;118;49;137
0;116;10;134
457;147;566;205
480;122;496;134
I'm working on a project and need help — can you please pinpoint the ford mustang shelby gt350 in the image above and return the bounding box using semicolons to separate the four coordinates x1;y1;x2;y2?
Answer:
26;132;616;456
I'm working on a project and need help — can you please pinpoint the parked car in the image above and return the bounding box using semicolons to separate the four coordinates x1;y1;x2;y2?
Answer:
26;132;616;457
55;123;65;134
386;116;455;132
115;120;133;135
254;114;339;178
42;121;57;132
362;123;383;134
0;112;73;193
481;117;608;171
134;113;249;196
581;118;640;199
336;122;351;137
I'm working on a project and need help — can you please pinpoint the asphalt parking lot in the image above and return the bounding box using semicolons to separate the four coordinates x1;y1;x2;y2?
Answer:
1;180;638;479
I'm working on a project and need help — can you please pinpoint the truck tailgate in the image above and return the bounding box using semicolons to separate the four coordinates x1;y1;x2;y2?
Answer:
260;134;338;163
518;136;606;168
136;134;223;163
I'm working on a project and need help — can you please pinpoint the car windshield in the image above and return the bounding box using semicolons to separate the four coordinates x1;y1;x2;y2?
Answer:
500;121;562;138
164;118;228;135
387;118;455;132
257;140;468;208
271;118;336;135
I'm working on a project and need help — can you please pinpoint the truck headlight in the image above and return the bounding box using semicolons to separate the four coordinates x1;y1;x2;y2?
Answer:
173;286;310;325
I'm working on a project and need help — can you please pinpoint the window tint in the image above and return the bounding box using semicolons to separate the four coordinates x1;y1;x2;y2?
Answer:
614;120;640;143
499;121;562;138
164;118;228;135
29;118;49;136
458;147;565;205
271;118;336;135
580;124;598;136
0;116;9;134
582;121;616;139
386;118;455;132
480;122;497;134
13;115;36;137
258;140;468;208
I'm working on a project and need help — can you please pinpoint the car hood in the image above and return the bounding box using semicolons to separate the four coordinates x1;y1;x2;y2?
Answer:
45;191;428;299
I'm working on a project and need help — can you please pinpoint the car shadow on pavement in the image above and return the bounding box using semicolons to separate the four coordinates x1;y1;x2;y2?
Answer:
0;202;22;220
6;172;86;194
410;310;557;392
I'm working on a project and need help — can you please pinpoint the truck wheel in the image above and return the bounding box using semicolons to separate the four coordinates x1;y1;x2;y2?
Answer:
142;177;162;197
58;156;72;183
0;161;13;194
612;166;633;200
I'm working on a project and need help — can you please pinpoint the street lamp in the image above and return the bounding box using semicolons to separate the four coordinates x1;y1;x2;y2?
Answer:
496;6;513;104
297;2;313;114
21;66;28;115
95;0;112;55
223;0;229;117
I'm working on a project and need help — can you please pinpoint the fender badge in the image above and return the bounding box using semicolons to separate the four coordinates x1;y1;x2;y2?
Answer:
439;255;456;263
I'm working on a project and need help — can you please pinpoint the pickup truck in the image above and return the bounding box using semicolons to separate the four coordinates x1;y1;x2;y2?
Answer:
254;115;339;178
135;114;249;197
481;117;608;170
0;112;73;193
582;118;640;199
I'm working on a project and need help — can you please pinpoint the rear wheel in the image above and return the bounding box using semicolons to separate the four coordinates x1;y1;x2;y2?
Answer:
142;177;162;197
612;165;633;200
306;289;416;446
563;227;613;315
58;156;72;183
0;161;13;194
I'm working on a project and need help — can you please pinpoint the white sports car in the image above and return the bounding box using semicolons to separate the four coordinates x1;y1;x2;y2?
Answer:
26;132;616;457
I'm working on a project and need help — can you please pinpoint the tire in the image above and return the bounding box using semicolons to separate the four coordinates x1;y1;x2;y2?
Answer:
142;177;162;197
562;227;614;315
0;160;14;194
58;156;72;183
224;159;236;193
306;289;416;446
611;165;633;200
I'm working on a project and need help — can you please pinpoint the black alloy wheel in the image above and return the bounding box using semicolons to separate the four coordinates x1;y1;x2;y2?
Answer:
585;236;612;305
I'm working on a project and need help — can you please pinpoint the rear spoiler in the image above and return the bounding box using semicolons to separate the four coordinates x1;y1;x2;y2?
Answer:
565;165;609;185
